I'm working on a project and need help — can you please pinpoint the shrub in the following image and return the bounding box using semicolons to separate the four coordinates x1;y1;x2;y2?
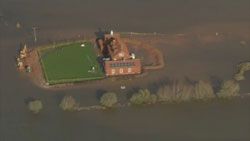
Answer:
234;62;250;81
100;92;118;107
234;73;245;81
60;96;80;111
28;100;43;114
157;81;194;102
217;80;240;98
130;89;157;105
194;80;215;100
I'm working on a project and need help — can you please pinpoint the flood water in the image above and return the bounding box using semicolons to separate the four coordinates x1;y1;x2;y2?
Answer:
0;0;250;141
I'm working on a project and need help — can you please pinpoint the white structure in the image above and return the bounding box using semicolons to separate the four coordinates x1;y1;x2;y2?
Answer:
110;30;114;36
131;53;136;59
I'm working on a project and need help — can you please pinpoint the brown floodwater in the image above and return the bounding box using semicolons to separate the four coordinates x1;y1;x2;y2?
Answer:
0;0;250;141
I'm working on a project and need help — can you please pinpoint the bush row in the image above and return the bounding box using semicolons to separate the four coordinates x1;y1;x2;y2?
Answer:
27;79;241;114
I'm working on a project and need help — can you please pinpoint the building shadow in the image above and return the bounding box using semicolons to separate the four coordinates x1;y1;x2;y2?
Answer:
96;56;105;71
95;28;110;39
95;28;110;58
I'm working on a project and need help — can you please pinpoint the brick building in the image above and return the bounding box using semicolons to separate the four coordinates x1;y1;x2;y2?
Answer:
97;31;141;76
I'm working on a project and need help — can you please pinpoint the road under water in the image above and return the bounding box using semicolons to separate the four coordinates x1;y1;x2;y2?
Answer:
0;0;250;141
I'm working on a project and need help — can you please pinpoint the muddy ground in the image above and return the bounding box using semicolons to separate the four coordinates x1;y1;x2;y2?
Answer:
20;37;165;89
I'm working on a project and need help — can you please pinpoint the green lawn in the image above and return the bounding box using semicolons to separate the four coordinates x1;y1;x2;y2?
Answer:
40;41;104;84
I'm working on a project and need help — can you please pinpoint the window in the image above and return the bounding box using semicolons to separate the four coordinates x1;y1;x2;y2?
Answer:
111;69;115;75
119;68;123;74
128;68;131;73
110;62;136;68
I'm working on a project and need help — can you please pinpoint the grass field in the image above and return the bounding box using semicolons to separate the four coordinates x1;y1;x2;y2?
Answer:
39;41;104;84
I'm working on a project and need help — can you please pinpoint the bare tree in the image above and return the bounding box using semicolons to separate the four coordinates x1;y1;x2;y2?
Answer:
157;81;195;102
194;80;215;100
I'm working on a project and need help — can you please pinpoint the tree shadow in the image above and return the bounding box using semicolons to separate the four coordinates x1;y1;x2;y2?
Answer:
55;93;67;105
147;76;172;93
96;89;107;100
209;75;222;94
126;87;140;99
24;97;36;105
184;76;197;85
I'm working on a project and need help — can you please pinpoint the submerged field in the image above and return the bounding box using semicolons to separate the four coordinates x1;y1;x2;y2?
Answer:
39;41;104;84
1;0;250;140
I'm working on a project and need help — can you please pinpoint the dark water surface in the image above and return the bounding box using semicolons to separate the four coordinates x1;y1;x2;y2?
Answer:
1;0;250;141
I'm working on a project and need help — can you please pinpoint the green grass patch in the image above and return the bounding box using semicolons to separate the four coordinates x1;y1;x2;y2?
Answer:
39;41;104;84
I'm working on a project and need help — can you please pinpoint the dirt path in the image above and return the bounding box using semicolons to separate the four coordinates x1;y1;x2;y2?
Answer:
21;48;46;87
123;39;165;70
